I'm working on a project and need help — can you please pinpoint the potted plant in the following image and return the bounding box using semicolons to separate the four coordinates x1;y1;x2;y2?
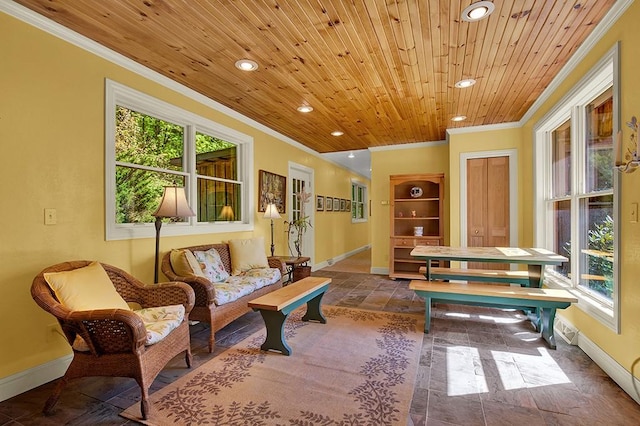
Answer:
285;190;312;281
285;190;312;257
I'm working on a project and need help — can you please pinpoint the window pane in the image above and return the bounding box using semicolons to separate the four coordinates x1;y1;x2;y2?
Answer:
552;199;571;278
552;120;571;197
197;178;241;222
195;133;237;179
585;89;614;193
115;166;184;223
579;195;614;300
115;106;184;171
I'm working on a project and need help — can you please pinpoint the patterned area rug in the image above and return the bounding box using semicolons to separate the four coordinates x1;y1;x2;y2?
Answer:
121;306;423;425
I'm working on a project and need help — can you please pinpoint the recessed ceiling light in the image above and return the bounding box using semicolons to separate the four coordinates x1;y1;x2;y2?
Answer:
331;130;344;136
235;59;258;71
451;115;467;122
455;78;477;88
297;105;313;113
348;152;355;158
462;1;495;22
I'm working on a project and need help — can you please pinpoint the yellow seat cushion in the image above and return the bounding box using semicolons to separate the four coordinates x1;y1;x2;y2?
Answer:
44;261;130;311
228;237;269;275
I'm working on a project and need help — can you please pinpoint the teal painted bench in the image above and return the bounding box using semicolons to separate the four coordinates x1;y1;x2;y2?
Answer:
419;266;533;286
248;276;331;355
409;280;578;349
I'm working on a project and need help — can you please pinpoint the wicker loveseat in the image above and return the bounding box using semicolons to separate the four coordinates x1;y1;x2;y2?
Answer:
161;242;286;352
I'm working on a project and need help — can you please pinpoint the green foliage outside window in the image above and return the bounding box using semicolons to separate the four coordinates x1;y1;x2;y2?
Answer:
563;215;614;299
115;106;234;224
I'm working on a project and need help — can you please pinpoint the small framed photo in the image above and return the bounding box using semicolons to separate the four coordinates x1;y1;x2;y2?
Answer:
346;199;351;212
316;195;324;211
326;197;333;211
333;197;340;211
340;198;346;211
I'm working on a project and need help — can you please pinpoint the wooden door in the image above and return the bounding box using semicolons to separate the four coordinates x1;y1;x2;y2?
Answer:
467;156;510;269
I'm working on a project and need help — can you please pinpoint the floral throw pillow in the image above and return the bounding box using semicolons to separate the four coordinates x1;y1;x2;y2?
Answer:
193;248;230;283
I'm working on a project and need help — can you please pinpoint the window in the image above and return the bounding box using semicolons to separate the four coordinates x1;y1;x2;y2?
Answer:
351;181;367;222
105;80;254;240
534;45;619;331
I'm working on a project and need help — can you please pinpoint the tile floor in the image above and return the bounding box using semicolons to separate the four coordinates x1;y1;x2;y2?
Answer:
2;270;640;425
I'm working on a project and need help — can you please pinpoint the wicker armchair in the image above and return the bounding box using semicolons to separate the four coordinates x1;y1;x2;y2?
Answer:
31;260;195;420
161;243;285;352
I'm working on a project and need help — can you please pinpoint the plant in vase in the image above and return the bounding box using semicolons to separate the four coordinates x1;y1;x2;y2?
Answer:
285;190;312;257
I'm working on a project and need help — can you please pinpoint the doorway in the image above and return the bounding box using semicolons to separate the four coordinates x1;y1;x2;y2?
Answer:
460;150;518;269
288;162;315;265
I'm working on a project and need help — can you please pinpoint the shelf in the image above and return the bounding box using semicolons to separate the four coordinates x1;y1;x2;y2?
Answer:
392;258;424;264
390;271;426;280
394;198;440;202
389;173;444;280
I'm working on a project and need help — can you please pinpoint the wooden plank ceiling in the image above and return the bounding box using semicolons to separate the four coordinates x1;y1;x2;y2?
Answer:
13;0;615;153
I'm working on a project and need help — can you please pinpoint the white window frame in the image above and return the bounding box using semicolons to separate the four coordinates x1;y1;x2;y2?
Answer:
351;180;367;223
105;79;254;240
533;44;620;332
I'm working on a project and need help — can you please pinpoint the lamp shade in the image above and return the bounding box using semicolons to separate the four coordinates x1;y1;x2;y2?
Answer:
153;186;196;218
219;205;235;221
263;203;281;219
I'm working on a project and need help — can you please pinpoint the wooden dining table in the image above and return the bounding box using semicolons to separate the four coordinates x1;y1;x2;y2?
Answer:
410;246;568;288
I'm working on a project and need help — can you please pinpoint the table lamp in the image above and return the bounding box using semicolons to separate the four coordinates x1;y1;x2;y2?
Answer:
263;203;281;257
153;186;195;283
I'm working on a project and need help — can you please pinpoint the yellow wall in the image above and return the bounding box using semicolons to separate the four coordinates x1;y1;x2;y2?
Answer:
370;143;450;271
519;1;640;375
0;11;369;379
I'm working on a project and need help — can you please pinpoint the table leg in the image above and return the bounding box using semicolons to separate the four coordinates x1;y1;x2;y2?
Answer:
425;259;432;280
527;264;542;288
257;309;292;356
539;307;558;350
301;292;327;323
424;296;432;333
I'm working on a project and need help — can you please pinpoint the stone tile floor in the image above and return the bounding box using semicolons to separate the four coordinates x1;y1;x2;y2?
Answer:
2;270;640;425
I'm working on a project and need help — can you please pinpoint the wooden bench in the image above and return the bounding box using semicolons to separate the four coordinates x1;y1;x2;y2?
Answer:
409;280;578;349
419;266;534;286
248;276;331;355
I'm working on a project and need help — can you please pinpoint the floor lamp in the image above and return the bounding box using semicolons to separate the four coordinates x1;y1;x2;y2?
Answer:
153;186;195;283
263;203;281;257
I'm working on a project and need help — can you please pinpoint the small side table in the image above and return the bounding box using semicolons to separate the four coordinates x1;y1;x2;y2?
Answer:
273;256;310;284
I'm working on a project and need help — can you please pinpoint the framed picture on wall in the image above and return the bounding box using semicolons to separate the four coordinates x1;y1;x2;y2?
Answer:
258;170;286;213
326;197;333;211
340;199;346;212
346;199;351;212
316;195;324;211
333;197;340;211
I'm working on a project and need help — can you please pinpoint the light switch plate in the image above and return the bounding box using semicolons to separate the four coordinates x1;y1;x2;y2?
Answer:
44;208;57;225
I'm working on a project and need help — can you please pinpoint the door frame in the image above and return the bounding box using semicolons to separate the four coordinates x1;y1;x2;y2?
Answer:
460;149;518;248
287;161;315;266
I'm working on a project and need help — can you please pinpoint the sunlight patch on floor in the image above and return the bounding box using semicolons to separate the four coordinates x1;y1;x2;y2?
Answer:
445;346;571;396
446;346;489;396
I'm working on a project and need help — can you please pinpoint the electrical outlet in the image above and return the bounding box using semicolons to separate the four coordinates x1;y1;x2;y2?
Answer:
44;208;57;225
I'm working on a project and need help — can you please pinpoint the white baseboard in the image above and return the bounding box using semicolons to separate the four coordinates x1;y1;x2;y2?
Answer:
0;354;72;402
578;333;640;404
313;245;371;271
